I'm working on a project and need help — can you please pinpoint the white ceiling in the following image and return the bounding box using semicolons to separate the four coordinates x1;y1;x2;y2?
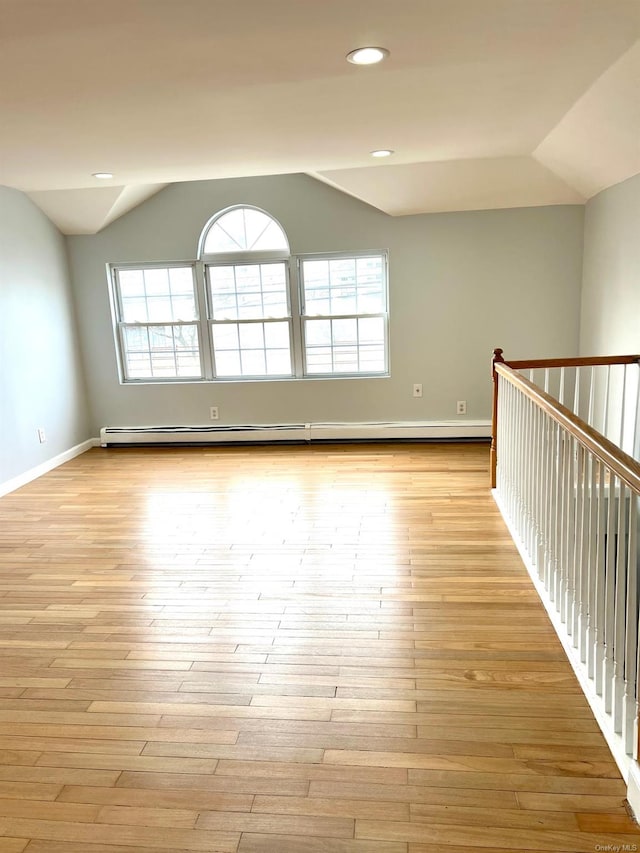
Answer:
1;0;638;233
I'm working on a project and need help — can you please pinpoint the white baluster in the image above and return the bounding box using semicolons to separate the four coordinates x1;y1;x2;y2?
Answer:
622;491;638;754
633;365;640;460
593;460;606;694
613;482;628;733
603;472;617;714
620;365;628;451
602;364;611;439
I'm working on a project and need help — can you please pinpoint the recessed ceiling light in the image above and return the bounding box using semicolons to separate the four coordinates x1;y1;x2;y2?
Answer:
370;149;394;158
346;46;389;66
92;172;113;179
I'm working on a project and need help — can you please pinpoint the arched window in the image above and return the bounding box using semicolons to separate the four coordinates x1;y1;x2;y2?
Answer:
200;206;289;256
199;207;293;378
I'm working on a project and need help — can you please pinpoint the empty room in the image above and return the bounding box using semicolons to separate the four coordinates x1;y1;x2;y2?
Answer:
1;1;640;851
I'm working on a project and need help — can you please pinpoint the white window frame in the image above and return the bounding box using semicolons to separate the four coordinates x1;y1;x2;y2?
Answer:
109;208;390;384
298;250;389;379
205;258;295;380
111;262;205;383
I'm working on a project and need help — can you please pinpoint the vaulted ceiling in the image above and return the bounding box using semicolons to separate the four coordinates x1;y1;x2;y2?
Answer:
2;0;638;233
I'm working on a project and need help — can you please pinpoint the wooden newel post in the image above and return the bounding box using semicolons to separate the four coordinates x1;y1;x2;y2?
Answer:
490;348;505;488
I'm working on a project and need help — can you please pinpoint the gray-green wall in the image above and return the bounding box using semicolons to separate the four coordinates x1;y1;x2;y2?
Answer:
580;173;640;355
0;186;90;486
67;174;585;432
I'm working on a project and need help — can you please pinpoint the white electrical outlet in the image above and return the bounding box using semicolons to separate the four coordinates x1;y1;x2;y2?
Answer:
209;407;219;420
456;400;467;415
37;428;46;443
413;384;423;398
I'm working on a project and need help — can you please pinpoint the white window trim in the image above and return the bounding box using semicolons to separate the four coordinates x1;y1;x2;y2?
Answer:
297;250;390;379
111;261;205;383
110;251;390;383
205;259;295;380
109;206;389;383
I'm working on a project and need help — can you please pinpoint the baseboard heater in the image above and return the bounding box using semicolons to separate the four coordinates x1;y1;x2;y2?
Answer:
100;421;491;447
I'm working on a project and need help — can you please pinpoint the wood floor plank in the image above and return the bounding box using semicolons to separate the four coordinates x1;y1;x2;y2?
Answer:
117;769;310;796
58;784;254;812
0;841;27;853
0;443;634;851
238;835;407;853
307;780;518;808
24;844;207;853
251;794;409;821
1;818;240;851
356;819;640;849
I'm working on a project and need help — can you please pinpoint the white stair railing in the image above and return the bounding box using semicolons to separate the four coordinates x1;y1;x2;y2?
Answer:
491;351;640;778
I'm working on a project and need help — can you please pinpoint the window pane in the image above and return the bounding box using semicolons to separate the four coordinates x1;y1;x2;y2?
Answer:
203;207;289;254
122;323;201;379
212;321;291;378
333;318;357;345
211;293;238;321
333;346;358;373
210;266;236;293
305;288;330;316
215;351;241;376
305;319;331;346
356;256;385;312
263;290;288;316
241;350;266;376
123;326;149;353
177;352;201;376
332;292;357;315
303;315;385;376
301;255;385;318
235;265;261;293
209;262;288;321
169;267;195;294
237;293;264;320
126;352;152;379
264;321;290;349
359;316;384;343
147;296;172;322
121;297;148;323
172;296;198;321
330;258;356;289
212;324;239;350
144;268;170;296
239;324;265;350
118;266;197;324
119;269;145;297
306;347;332;374
303;260;329;287
266;349;291;375
251;219;288;251
358;343;385;372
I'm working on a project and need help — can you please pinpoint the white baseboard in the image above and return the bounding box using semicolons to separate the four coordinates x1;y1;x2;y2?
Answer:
492;488;631;785
0;438;98;498
100;420;491;446
627;759;640;820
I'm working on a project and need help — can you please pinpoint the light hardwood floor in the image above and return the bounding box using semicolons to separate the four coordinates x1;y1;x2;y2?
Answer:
0;442;637;852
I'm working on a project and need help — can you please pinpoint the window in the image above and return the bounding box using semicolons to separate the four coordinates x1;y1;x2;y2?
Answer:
110;206;388;382
300;255;387;375
202;206;289;254
112;265;202;380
